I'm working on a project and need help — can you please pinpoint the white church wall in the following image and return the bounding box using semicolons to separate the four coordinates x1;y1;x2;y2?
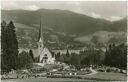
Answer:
39;47;55;64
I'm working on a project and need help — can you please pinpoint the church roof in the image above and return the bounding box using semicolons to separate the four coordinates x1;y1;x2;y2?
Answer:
32;47;52;58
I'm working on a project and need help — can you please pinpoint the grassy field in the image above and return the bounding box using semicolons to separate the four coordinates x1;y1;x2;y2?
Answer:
2;72;127;82
83;72;127;81
2;78;93;82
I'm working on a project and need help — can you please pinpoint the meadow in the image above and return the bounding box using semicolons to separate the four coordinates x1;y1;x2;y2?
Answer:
2;72;127;82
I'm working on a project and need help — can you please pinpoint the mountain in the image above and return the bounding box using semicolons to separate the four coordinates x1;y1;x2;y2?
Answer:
105;18;127;32
1;9;111;35
74;17;127;46
75;31;127;45
1;9;127;49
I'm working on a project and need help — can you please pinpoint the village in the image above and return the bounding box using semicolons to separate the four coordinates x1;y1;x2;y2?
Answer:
1;1;127;82
1;19;127;81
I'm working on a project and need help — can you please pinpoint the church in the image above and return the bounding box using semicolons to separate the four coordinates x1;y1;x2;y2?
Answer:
36;18;55;64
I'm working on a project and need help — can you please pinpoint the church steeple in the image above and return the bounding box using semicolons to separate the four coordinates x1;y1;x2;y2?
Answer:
38;17;44;48
37;17;55;64
38;17;42;42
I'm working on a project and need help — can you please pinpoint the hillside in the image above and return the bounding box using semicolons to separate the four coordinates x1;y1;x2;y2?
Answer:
105;18;127;32
1;9;111;35
1;9;127;49
75;31;127;46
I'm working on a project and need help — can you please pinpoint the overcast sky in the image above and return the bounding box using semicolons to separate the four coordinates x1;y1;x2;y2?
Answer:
1;1;127;21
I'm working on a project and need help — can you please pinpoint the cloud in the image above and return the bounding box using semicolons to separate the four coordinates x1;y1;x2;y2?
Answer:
65;2;89;15
91;12;101;18
24;5;40;10
2;1;40;11
72;8;86;15
66;1;80;6
107;16;122;21
1;1;19;10
1;1;126;21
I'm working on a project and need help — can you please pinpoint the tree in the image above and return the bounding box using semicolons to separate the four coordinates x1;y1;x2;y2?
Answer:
91;36;99;46
1;21;8;72
70;53;80;66
29;49;34;62
80;48;105;66
104;43;127;69
1;21;18;72
18;51;33;69
55;52;61;61
66;49;70;57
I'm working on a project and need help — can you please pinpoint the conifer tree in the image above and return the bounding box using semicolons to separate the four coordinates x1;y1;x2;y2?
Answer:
66;49;70;57
1;21;18;72
1;21;8;72
104;43;127;69
29;49;34;62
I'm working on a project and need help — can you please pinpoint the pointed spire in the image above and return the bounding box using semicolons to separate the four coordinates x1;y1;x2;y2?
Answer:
38;16;42;42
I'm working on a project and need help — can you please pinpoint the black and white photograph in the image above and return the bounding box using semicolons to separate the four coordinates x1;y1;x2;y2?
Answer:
1;0;127;82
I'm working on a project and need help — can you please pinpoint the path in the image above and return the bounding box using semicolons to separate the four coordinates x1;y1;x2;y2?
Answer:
87;67;98;75
35;63;45;67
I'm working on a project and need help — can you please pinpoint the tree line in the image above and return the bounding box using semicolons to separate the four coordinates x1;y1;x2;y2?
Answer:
55;43;127;70
55;48;104;66
1;21;34;73
104;43;127;69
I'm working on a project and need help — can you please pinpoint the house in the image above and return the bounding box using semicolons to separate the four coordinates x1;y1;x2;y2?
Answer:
52;49;81;55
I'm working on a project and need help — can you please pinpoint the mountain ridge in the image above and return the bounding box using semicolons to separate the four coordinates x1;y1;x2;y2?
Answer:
1;9;127;49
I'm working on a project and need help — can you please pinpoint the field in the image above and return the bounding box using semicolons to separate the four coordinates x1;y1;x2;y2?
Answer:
83;72;127;81
2;72;127;82
2;78;93;82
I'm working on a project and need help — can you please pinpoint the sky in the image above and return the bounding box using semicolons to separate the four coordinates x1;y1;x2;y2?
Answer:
1;0;127;21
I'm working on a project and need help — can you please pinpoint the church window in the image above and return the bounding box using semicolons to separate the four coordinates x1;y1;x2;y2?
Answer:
44;60;47;63
43;56;48;59
44;54;47;56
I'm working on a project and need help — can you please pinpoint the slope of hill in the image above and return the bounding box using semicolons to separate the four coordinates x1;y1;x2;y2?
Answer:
1;9;127;49
105;18;127;32
1;9;112;35
75;31;127;46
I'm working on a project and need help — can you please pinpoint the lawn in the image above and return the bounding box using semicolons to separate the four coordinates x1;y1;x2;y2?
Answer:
1;78;94;82
82;72;127;81
1;72;127;82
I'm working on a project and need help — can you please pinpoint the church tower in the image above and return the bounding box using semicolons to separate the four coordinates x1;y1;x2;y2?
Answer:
38;18;44;58
37;17;55;64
